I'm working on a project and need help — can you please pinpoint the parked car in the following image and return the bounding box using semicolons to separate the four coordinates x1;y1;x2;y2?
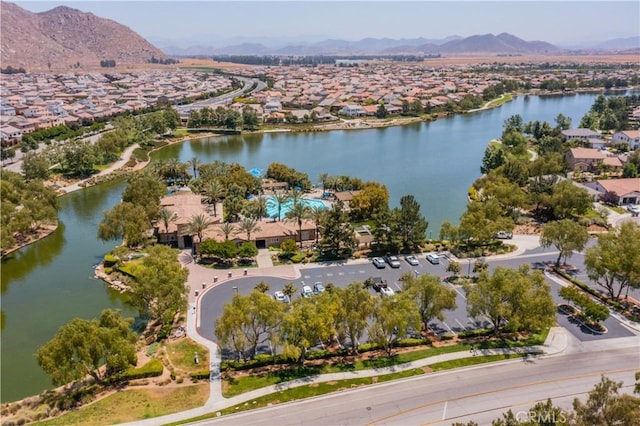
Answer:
273;291;290;303
301;285;313;298
313;282;325;294
495;231;513;239
373;257;386;268
380;287;395;297
626;204;640;216
426;253;440;264
384;254;401;268
404;255;419;266
370;276;388;292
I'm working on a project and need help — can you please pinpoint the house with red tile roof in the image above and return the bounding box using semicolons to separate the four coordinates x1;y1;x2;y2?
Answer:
594;178;640;205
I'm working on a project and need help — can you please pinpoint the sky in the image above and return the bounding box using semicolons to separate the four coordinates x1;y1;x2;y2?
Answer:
13;1;640;47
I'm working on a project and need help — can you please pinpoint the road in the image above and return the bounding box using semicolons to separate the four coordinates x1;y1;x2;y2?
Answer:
189;345;639;425
176;76;266;114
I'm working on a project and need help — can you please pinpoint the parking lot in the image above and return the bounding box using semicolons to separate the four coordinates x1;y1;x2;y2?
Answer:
197;248;637;349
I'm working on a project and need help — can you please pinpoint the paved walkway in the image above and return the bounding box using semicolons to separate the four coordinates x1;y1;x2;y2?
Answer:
124;326;578;426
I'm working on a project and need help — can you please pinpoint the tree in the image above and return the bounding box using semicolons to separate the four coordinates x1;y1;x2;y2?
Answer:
570;376;640;425
242;105;260;131
254;281;270;293
540;219;590;267
21;151;51;181
223;195;245;223
554;113;572;130
465;265;556;334
59;139;98;176
480;144;505;174
545;180;591;220
36;309;137;385
308;205;327;244
121;173;166;224
335;282;375;353
215;291;284;360
375;103;388;118
237;241;258;259
319;200;357;258
622;162;638;178
98;202;149;248
585;222;640;301
459;199;514;244
187;157;201;178
401;273;457;332
237;217;262;242
285;199;311;248
130;245;189;324
158;207;177;233
349;182;389;222
271;191;290;221
218;222;236;240
282;282;297;301
199;239;238;262
368;293;420;355
446;260;461;277
188;213;213;244
280;295;334;362
203;180;224;217
393;195;428;252
439;221;459;243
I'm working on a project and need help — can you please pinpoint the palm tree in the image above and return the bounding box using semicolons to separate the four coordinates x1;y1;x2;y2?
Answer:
253;195;267;220
187;157;202;178
282;282;297;301
158;207;177;233
218;222;236;241
203;180;223;217
237;217;262;242
285;199;312;248
187;213;212;243
318;172;329;191
308;205;327;244
272;191;290;221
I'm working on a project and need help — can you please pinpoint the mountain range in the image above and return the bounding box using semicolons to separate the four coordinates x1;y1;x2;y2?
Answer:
1;1;638;71
0;2;166;71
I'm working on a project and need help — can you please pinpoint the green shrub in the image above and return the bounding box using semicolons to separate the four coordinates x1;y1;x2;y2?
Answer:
458;328;494;339
189;370;210;380
440;334;455;341
395;338;428;347
103;254;118;267
111;359;164;382
290;252;306;263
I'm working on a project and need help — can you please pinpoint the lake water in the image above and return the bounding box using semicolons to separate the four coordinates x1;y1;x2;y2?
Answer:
1;92;608;402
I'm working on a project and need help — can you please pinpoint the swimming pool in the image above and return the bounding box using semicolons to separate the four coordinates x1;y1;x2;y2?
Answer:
265;197;328;220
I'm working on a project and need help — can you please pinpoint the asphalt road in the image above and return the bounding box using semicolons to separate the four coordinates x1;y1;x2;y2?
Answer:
189;346;639;426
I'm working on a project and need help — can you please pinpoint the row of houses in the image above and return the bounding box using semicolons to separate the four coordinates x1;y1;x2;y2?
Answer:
0;70;234;146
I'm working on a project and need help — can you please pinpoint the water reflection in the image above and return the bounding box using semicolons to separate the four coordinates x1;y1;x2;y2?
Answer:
1;221;66;293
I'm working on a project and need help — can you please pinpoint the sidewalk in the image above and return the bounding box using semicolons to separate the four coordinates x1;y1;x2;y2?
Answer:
123;327;571;426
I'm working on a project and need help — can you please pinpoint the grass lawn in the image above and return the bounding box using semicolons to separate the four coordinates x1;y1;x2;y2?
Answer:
166;338;210;373
168;369;425;425
222;330;549;398
486;93;513;108
429;353;533;371
35;385;208;426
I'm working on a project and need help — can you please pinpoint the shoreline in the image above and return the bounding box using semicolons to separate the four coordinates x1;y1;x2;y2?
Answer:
5;86;633;257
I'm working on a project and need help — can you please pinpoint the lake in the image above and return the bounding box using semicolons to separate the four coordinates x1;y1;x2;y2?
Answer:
0;91;608;402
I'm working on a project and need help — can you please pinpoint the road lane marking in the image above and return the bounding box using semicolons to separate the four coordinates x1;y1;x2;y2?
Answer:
441;401;447;420
455;319;468;331
364;367;637;426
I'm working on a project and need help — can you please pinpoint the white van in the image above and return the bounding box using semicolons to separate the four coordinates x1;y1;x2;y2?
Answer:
426;253;440;264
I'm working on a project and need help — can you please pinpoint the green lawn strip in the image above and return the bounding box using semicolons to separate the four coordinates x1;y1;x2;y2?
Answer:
223;332;548;398
35;385;208;426
429;352;539;371
166;369;425;425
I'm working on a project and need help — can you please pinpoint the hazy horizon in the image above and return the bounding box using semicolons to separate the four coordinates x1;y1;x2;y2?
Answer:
13;1;640;47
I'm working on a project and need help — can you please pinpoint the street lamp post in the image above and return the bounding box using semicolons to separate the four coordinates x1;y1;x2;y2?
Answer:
232;286;238;294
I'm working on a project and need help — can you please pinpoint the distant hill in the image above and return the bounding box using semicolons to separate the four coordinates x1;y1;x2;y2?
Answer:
164;33;561;56
0;2;167;71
